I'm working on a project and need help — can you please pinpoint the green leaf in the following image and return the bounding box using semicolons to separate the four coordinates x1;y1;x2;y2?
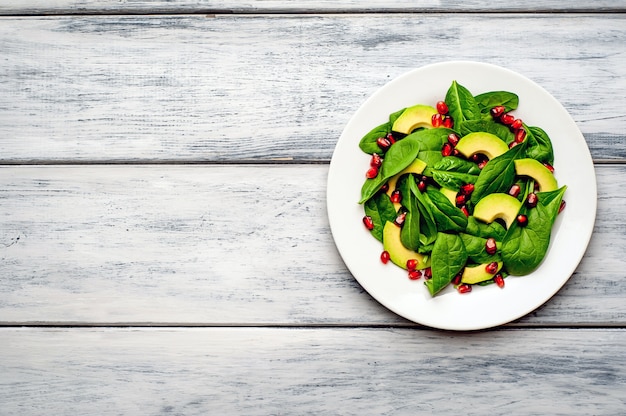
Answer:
358;108;407;155
426;233;468;296
425;189;468;233
473;91;519;118
460;233;501;264
412;179;438;249
501;186;566;275
429;157;481;191
471;141;527;205
364;192;397;242
404;127;455;151
524;125;555;165
445;81;481;127
465;216;507;240
459;119;515;144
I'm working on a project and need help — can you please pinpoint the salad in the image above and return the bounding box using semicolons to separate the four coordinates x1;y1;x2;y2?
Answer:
358;80;567;296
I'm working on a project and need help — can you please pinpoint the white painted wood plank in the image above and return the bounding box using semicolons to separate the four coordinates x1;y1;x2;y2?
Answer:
0;14;624;162
2;327;625;415
0;164;623;325
1;1;625;14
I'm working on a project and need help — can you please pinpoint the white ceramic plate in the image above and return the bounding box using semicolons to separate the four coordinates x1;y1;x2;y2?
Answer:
327;61;596;331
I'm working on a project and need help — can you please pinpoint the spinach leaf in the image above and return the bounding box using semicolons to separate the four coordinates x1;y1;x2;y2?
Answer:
445;81;481;128
473;91;519;118
426;233;468;296
417;150;443;168
411;178;438;249
460;119;515;144
433;156;482;175
524;125;555;165
358;108;406;154
425;189;468;233
405;127;455;151
364;192;397;242
470;141;527;205
432;171;478;191
428;157;481;191
501;186;566;275
465;216;506;240
397;176;421;251
460;233;501;264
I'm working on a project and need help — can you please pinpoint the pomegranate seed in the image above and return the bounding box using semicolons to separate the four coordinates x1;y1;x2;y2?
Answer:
390;190;402;204
508;141;519;149
508;184;521;198
457;284;472;294
363;216;374;230
418;180;427;193
478;160;488;169
511;118;523;130
408;269;422;280
441;142;453;157
515;128;527;143
517;214;528;226
436;101;449;115
453;148;460;156
431;113;443;127
485;238;497;255
490;106;505;118
452;273;463;286
381;250;390;264
366;166;378;179
370;153;383;167
494;274;505;288
443;116;454;129
386;133;396;145
485;262;499;274
394;212;407;226
461;206;469;217
424;267;432;279
526;192;538;208
406;259;418;271
460;183;474;195
447;133;460;146
455;194;466;207
500;113;515;125
380;183;389;193
544;163;555;173
559;200;566;214
376;137;391;150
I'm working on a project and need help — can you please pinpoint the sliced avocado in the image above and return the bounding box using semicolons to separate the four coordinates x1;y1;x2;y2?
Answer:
514;158;558;192
382;221;430;270
391;105;437;135
473;193;522;229
460;262;503;284
455;132;509;160
386;159;427;208
440;187;458;206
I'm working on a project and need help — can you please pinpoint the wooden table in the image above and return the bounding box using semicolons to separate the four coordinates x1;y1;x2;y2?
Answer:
1;2;625;414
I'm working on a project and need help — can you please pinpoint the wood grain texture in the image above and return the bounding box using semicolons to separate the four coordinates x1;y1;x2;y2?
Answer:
2;327;625;415
1;164;623;326
0;14;624;162
2;1;625;14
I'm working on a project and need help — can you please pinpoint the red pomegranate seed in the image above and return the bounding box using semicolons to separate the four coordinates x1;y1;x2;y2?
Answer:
508;141;519;149
494;274;505;288
390;190;402;204
511;118;523;130
394;212;407;226
443;116;454;129
500;113;515;125
508;184;521;198
457;284;472;294
381;250;390;264
544;163;555;173
461;206;469;217
366;166;378;179
436;101;449;115
460;183;475;195
418;180;427;193
485;238;497;255
517;214;528;226
526;192;538;208
424;267;432;279
380;183;389;193
478;160;488;169
370;153;383;167
515;128;527;143
376;137;391;150
408;269;422;280
490;106;505;118
406;259;418;271
559;200;566;214
441;142;453;157
386;133;396;145
431;113;443;127
485;261;499;274
363;216;374;230
447;133;460;146
455;194;466;207
452;273;463;286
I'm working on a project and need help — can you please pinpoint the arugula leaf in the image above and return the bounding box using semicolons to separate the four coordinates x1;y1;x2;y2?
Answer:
426;233;467;296
425;189;468;233
445;81;481;128
364;192;397;242
501;186;567;275
473;91;519;118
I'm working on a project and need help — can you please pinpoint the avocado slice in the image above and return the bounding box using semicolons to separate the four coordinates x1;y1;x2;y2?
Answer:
473;193;522;229
455;132;509;160
391;105;437;135
514;158;558;192
382;221;430;270
460;262;503;284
